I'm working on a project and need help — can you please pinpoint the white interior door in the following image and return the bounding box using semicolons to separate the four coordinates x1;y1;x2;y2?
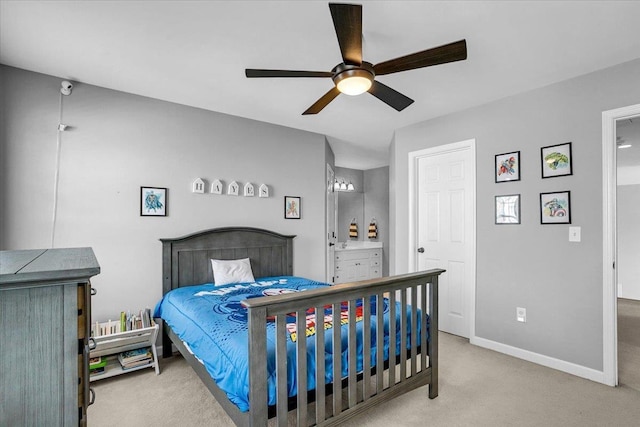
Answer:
326;164;337;283
414;140;475;338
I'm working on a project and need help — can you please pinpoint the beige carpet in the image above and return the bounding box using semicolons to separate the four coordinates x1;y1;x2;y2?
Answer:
89;330;640;426
618;298;640;392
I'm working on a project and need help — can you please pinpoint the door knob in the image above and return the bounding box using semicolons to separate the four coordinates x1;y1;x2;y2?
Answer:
417;247;425;253
329;242;335;247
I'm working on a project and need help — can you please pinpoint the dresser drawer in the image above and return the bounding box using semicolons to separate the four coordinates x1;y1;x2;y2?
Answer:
335;250;370;262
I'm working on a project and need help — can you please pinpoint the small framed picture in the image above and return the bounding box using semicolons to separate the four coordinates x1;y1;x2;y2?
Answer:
141;186;167;216
540;191;571;224
541;142;572;178
284;196;301;219
495;151;521;183
495;194;521;224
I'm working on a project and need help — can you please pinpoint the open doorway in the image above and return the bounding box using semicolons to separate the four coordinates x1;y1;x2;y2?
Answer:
602;103;640;387
616;116;640;391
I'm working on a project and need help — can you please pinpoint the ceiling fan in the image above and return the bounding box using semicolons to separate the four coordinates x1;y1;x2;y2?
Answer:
245;2;467;115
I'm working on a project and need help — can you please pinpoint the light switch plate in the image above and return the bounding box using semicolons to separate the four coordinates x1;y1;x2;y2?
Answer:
517;307;526;323
569;226;581;242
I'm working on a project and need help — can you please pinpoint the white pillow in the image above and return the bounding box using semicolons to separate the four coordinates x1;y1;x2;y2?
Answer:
210;258;255;286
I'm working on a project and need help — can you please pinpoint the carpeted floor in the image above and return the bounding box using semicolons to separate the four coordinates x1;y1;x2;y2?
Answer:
618;298;640;391
89;319;640;426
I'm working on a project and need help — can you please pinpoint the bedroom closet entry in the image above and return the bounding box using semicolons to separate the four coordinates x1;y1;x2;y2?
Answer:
409;139;476;339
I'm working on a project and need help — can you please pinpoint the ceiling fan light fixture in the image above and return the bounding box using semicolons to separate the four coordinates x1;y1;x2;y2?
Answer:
334;68;373;96
245;4;467;114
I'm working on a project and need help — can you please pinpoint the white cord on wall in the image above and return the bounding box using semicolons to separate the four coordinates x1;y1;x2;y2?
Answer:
51;92;64;248
51;81;73;248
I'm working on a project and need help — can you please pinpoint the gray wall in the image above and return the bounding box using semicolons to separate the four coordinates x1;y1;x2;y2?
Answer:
364;167;390;277
335;166;390;276
391;58;640;371
617;184;640;300
1;65;329;322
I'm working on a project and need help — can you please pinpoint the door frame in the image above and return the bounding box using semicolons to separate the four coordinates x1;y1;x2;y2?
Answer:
326;163;337;283
602;103;640;386
408;138;477;339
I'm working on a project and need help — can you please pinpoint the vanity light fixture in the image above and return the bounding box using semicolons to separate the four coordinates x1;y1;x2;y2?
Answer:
334;178;355;192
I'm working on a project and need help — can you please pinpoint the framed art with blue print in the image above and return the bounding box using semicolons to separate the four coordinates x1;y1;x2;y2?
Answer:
141;186;167;216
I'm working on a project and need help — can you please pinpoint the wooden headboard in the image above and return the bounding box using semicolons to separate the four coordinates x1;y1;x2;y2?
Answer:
160;227;295;294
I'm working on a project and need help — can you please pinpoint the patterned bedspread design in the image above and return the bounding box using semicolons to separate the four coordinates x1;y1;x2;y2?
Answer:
154;276;426;412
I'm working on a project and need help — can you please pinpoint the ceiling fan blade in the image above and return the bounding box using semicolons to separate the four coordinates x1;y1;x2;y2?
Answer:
246;69;333;78
302;87;341;115
373;39;467;76
329;3;362;66
368;80;414;112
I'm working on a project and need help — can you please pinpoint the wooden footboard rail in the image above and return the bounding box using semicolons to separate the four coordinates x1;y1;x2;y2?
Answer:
242;269;445;427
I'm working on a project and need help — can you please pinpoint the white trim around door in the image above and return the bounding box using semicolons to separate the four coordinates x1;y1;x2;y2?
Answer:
602;103;640;387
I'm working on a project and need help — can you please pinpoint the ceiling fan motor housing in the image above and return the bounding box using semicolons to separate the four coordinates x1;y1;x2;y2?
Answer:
332;62;374;95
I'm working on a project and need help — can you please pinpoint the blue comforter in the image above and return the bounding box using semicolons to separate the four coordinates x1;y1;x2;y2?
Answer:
154;276;426;412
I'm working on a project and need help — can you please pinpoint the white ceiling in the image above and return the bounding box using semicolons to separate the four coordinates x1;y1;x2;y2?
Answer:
2;1;640;169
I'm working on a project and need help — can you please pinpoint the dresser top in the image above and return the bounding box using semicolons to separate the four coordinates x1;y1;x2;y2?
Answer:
0;247;100;286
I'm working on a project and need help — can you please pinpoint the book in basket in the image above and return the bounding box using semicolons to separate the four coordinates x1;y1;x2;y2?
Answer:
118;347;152;366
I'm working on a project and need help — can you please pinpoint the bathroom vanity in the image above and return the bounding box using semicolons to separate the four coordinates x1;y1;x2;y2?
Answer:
333;242;383;284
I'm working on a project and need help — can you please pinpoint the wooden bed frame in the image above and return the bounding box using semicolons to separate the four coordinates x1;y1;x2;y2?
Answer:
160;227;444;426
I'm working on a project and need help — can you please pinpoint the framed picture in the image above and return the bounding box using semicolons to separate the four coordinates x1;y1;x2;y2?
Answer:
540;191;571;224
495;194;521;224
541;142;572;178
140;186;167;216
284;196;300;219
495;151;521;183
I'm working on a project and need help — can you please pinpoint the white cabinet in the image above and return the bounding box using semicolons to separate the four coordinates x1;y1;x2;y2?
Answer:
334;248;382;284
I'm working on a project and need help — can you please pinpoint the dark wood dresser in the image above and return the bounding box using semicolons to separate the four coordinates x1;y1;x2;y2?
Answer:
0;248;100;426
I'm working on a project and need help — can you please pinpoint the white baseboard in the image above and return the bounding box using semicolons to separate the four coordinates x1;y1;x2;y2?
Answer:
470;336;608;385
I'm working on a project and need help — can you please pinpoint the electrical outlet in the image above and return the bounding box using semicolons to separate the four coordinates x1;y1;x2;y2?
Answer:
516;307;526;323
